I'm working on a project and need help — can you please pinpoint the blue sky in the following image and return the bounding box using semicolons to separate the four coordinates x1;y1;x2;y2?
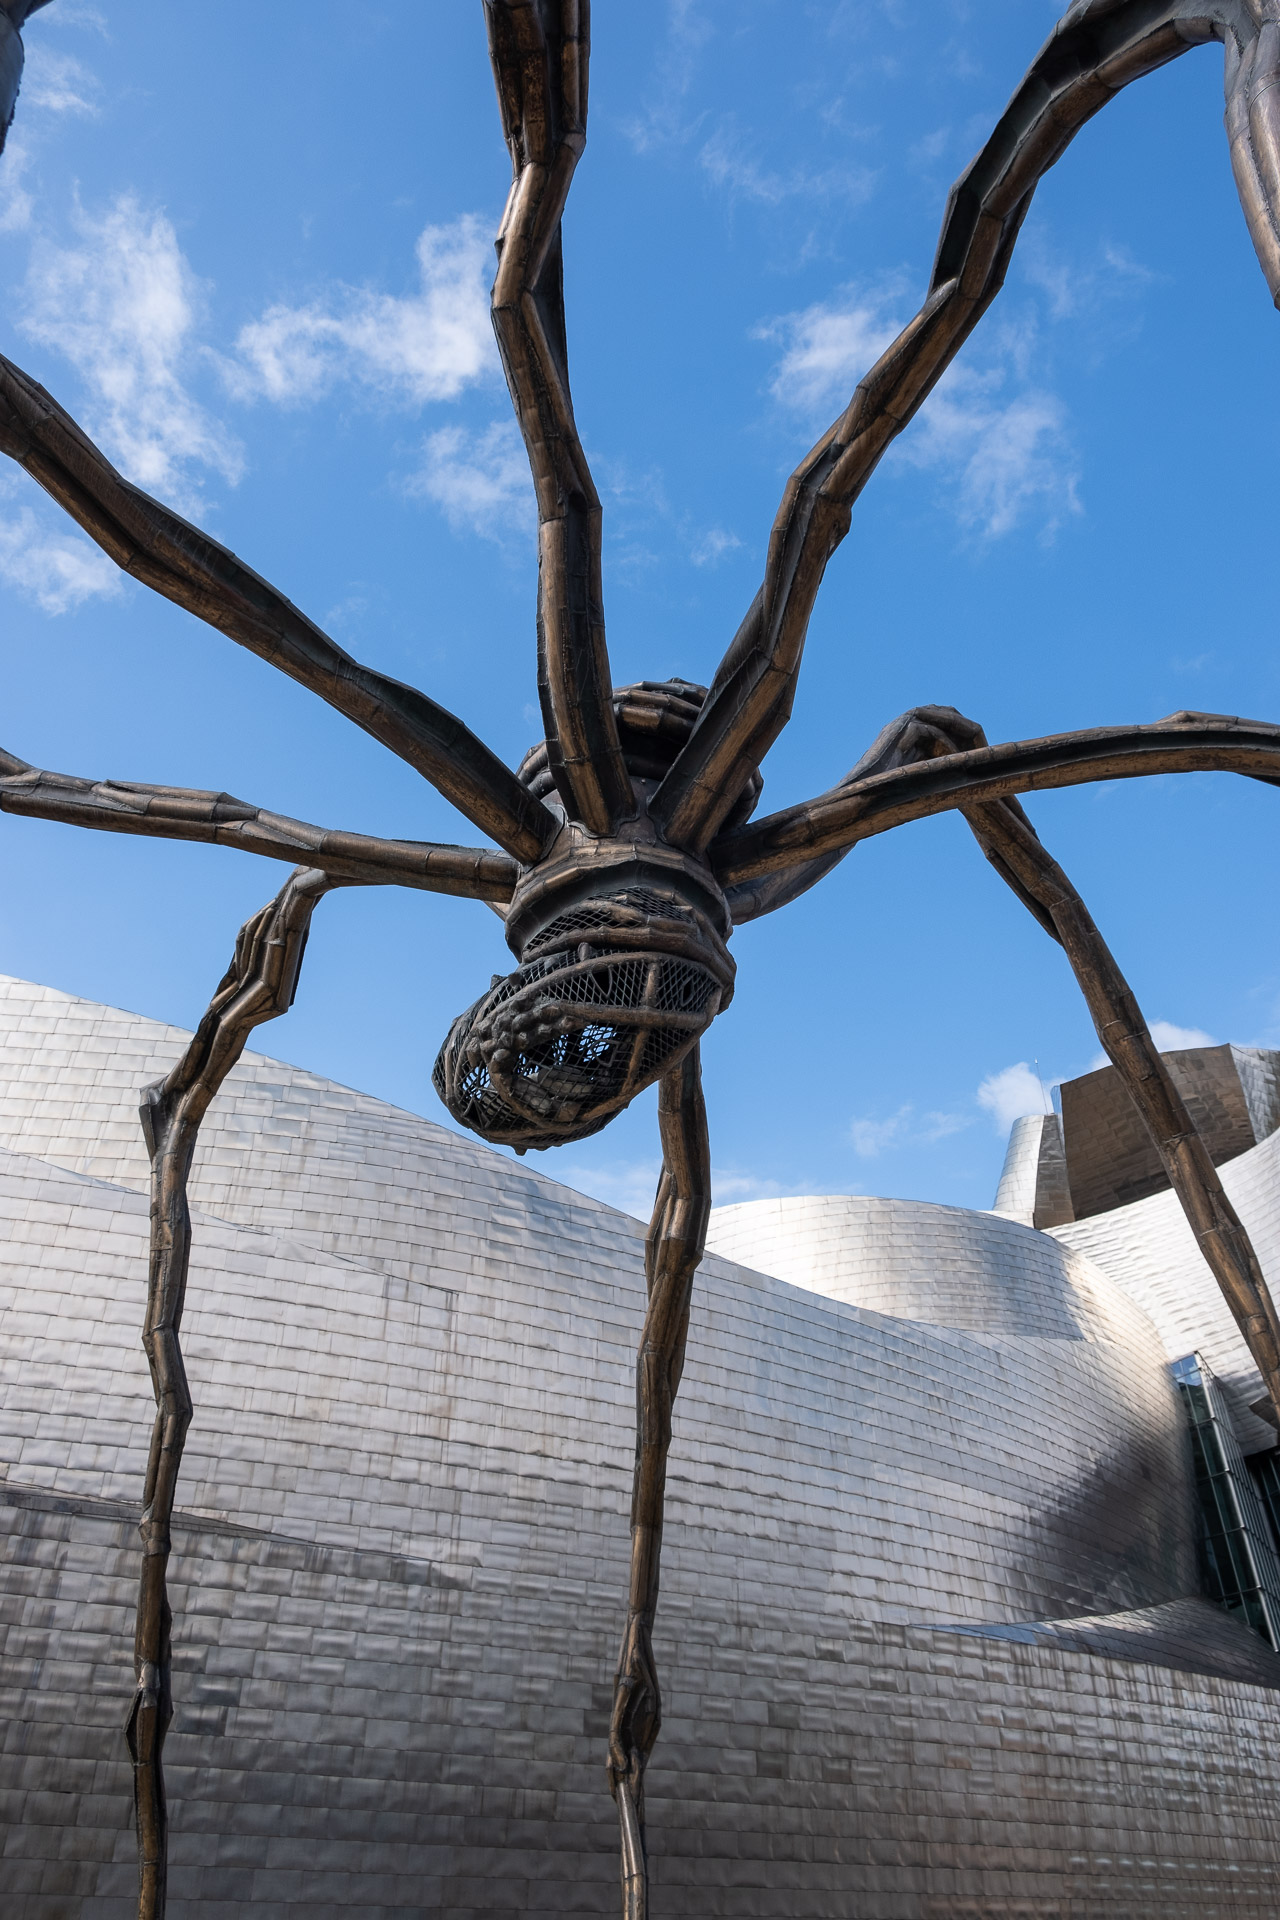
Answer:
1;1;1278;1220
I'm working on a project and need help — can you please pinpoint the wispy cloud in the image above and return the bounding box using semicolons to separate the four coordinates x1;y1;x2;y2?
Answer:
20;193;243;503
1148;1019;1217;1052
407;421;535;544
0;480;123;613
977;1062;1052;1135
699;123;875;210
849;1104;971;1158
596;457;742;575
551;1155;815;1219
11;192;514;537
711;1167;816;1204
1086;1019;1217;1071
0;26;106;231
0;134;34;234
980;1026;1219;1132
764;286;1081;539
552;1157;663;1220
900;363;1081;539
229;216;497;409
1022;235;1155;323
40;4;109;30
21;47;100;117
688;525;740;567
910;124;954;167
761;284;900;413
621;0;713;154
623;7;876;219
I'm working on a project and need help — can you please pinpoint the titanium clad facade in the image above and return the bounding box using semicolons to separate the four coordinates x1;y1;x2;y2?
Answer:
2;975;1280;1915
1051;1124;1280;1455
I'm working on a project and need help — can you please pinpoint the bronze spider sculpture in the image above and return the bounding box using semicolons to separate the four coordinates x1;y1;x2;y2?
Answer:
5;1;1280;1914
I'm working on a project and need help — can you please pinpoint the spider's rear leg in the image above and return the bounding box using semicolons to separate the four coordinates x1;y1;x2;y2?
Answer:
965;792;1280;1422
129;867;338;1920
608;1044;710;1920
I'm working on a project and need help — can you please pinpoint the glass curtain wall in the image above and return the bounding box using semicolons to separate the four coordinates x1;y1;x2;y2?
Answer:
1172;1352;1280;1648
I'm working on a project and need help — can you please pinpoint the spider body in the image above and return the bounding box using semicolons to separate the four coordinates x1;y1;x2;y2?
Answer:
433;868;732;1152
435;678;753;1151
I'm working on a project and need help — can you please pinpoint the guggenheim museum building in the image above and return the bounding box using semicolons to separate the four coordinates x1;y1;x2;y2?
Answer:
2;971;1280;1917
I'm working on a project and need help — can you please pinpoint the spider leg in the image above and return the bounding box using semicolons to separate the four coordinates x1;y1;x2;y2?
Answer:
0;4;51;153
0;361;557;862
722;697;1280;1416
484;0;633;834
652;0;1280;854
0;746;519;901
127;867;338;1920
0;3;552;859
608;1043;710;1920
720;704;992;925
755;700;1280;1421
966;795;1280;1423
709;712;1280;889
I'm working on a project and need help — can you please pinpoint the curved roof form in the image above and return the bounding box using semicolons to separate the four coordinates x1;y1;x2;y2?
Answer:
705;1192;1128;1343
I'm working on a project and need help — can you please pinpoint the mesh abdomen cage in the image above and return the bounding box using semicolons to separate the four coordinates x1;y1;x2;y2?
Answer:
433;681;751;1151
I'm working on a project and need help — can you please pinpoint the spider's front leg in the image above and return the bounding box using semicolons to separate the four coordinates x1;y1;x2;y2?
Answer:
128;866;337;1920
609;1043;710;1920
484;0;632;834
855;706;1280;1423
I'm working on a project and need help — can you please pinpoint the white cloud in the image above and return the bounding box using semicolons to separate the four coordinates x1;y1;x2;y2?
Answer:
849;1104;971;1158
20;194;242;502
322;593;369;636
0;31;106;230
911;125;953;166
552;1154;816;1219
622;7;878;208
898;363;1081;539
230;216;497;409
977;1063;1052;1135
0;134;33;234
595;456;740;574
1148;1019;1217;1053
711;1168;814;1204
688;525;740;567
622;0;712;154
407;421;535;544
40;4;108;30
0;498;123;613
762;287;900;414
763;288;1081;539
22;47;99;116
984;1029;1216;1122
11;199;501;531
1088;1020;1217;1069
1022;235;1155;322
1022;249;1076;324
700;125;875;210
850;1109;907;1158
552;1158;663;1221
